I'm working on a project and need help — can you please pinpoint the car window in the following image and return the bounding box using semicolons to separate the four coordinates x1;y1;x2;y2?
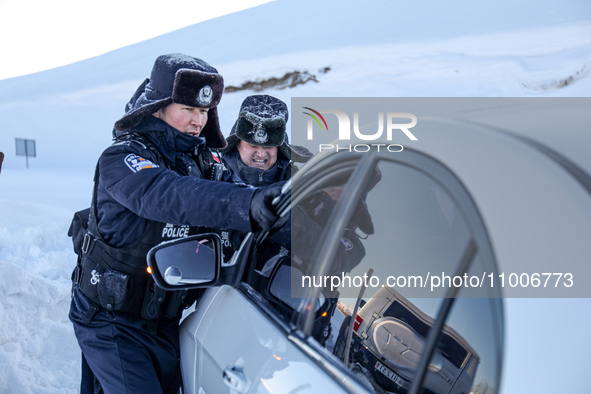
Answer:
283;152;502;394
430;295;503;394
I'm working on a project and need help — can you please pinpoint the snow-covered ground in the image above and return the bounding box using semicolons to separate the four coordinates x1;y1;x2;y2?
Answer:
1;0;590;392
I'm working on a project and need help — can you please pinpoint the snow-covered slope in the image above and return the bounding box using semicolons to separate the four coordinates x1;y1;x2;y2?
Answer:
1;0;589;171
1;0;588;101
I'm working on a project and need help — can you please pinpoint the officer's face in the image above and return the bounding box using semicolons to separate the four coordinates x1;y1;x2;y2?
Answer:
237;141;278;171
153;103;209;137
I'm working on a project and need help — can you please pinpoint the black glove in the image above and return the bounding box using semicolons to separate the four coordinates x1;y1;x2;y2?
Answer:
250;186;282;232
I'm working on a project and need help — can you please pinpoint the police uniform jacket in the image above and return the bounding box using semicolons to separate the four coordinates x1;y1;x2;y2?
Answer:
97;115;255;249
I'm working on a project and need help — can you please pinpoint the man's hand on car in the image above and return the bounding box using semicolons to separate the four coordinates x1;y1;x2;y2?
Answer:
250;185;283;232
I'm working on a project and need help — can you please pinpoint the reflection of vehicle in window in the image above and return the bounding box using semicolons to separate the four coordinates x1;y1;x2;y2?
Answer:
334;286;478;394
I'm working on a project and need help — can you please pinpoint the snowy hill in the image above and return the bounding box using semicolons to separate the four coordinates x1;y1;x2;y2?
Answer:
2;0;588;101
1;0;589;171
0;0;590;392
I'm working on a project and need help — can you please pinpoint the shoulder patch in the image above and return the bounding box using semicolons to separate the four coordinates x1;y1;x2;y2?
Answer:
341;237;354;251
124;154;159;173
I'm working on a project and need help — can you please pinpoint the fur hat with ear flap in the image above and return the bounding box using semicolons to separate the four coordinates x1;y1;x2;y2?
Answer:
222;95;313;163
113;53;227;149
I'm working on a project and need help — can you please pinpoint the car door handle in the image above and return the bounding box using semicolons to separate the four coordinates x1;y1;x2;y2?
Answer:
223;365;249;392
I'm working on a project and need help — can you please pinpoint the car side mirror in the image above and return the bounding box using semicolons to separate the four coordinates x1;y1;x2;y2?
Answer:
146;233;222;291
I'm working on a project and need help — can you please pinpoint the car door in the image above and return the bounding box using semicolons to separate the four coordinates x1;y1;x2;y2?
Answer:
179;284;350;394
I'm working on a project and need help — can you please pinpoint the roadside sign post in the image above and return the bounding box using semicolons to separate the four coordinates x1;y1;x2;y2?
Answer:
15;138;36;168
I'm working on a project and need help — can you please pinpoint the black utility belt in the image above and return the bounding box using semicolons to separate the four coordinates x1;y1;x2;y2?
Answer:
77;256;148;316
76;253;190;321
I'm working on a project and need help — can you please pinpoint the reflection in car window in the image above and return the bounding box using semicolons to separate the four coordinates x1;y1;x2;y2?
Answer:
430;267;503;394
314;159;473;300
287;158;501;393
383;301;468;370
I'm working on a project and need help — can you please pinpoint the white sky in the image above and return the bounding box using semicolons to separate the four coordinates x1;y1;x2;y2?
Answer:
0;0;273;80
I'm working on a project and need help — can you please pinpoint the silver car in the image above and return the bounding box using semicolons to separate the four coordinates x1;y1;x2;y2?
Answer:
148;98;590;393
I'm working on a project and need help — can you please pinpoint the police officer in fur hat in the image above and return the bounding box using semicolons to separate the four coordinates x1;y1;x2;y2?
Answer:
221;94;312;186
209;95;311;261
68;54;285;394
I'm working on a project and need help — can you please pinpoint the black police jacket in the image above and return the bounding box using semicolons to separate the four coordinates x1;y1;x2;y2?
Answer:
97;116;256;248
74;116;257;318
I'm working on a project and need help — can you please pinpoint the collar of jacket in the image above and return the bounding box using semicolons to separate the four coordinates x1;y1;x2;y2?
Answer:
118;116;206;164
224;148;289;187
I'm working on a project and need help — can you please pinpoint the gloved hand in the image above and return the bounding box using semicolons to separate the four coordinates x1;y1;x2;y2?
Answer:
250;185;283;232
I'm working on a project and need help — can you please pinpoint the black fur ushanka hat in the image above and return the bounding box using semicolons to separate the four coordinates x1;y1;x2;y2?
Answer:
114;53;227;149
222;95;313;163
